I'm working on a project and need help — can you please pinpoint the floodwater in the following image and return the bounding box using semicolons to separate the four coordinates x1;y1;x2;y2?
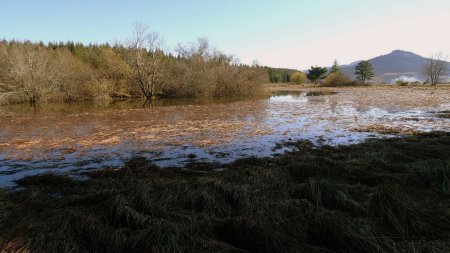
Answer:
0;87;449;188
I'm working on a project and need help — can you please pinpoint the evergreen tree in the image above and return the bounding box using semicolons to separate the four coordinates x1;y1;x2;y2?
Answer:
282;71;290;83
354;60;374;84
66;41;75;53
330;59;340;73
268;68;286;83
307;66;328;84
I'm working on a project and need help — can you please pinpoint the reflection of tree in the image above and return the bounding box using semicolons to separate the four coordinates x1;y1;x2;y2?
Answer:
353;101;371;114
328;97;338;114
142;99;156;109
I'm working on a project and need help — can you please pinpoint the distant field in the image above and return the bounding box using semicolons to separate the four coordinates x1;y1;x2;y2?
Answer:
266;83;450;110
265;83;450;91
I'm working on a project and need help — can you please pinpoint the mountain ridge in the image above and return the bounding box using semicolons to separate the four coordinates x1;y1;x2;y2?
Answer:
338;50;450;83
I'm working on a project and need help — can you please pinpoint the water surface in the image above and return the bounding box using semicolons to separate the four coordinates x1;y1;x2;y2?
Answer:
1;88;449;188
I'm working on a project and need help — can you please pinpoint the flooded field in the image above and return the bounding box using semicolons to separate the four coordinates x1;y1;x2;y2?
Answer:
0;86;449;188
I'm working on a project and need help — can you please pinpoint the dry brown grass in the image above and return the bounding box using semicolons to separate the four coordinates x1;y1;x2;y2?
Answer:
266;84;450;110
1;132;449;252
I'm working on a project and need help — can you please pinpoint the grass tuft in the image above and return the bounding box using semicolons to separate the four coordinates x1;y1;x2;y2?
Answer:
1;132;449;252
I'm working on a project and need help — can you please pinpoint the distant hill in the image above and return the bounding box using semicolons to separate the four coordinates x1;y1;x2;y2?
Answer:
337;50;450;83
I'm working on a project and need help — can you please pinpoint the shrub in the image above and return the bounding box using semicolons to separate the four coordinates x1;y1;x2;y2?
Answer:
0;38;265;104
322;72;352;87
290;71;307;84
396;79;409;86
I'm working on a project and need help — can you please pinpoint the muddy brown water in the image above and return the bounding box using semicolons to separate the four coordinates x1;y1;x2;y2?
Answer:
0;89;449;188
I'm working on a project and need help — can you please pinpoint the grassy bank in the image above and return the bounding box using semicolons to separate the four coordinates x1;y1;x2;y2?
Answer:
1;132;449;252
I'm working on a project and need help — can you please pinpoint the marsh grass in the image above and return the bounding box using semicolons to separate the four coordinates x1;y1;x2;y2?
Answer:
0;132;449;252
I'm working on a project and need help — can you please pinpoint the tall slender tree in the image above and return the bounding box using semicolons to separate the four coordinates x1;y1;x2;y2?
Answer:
354;60;374;84
126;23;166;100
330;59;340;74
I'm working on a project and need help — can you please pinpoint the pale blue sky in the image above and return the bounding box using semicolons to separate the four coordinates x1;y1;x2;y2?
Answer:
1;0;449;69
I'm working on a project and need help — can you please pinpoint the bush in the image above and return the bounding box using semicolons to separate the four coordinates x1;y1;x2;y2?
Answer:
322;72;352;87
396;79;409;86
290;71;307;84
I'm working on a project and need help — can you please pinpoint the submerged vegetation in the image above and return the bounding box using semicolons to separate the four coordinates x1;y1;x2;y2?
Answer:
0;132;449;252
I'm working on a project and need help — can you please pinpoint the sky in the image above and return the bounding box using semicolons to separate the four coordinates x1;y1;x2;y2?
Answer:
1;0;450;69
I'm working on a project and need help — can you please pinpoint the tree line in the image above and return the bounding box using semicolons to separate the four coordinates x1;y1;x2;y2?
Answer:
305;55;449;86
2;26;446;106
270;54;448;86
304;60;374;86
268;68;307;84
267;59;375;86
0;24;267;105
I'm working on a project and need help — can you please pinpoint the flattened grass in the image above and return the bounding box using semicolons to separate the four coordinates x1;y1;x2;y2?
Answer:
1;132;449;252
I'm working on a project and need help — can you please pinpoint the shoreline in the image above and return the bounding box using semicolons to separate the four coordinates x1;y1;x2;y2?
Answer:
1;132;449;252
265;83;450;91
2;83;449;108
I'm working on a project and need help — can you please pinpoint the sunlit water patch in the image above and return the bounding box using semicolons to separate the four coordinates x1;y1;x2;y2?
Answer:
0;88;449;188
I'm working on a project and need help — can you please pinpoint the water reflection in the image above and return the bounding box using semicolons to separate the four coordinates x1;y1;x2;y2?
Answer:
0;89;449;188
269;91;308;103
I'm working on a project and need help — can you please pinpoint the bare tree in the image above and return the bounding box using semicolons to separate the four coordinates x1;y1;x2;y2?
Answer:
170;38;216;97
126;23;165;99
175;37;211;60
1;43;57;103
423;53;448;85
172;38;264;98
